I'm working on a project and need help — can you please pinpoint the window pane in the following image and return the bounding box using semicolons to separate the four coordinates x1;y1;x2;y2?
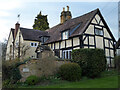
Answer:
64;52;65;59
69;51;71;59
66;51;68;59
62;31;69;40
31;43;33;46
95;29;103;35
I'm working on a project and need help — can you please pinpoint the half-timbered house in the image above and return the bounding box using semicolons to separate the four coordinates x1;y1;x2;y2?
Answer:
6;6;116;67
116;38;120;55
36;7;116;67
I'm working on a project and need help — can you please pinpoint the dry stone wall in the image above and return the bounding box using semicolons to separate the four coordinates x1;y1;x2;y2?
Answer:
19;56;71;82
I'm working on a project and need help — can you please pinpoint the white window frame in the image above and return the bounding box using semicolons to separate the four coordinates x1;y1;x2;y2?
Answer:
95;28;103;36
30;42;38;47
62;49;72;59
62;31;69;40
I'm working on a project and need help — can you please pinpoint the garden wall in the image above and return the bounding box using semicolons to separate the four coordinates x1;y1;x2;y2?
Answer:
19;57;71;82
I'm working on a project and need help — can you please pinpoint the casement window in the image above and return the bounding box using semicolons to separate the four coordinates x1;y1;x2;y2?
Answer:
40;36;49;44
30;43;38;47
62;30;69;40
10;45;12;54
62;50;72;59
95;28;103;36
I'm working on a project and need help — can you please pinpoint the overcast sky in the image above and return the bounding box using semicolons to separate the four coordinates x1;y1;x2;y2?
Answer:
0;0;119;42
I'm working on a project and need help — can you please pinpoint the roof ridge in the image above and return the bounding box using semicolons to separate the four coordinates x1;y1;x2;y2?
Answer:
46;8;99;32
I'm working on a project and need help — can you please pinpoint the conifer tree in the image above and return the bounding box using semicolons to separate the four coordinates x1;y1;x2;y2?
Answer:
33;11;49;31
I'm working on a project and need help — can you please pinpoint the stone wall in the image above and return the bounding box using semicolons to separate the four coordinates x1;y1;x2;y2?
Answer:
19;56;71;82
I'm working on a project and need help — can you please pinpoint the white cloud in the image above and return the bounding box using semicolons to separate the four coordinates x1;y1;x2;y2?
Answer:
0;11;10;17
0;19;10;42
0;0;24;42
17;0;119;2
0;0;22;10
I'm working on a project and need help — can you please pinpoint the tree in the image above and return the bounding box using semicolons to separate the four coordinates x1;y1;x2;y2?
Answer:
1;39;7;61
33;11;49;31
14;43;30;60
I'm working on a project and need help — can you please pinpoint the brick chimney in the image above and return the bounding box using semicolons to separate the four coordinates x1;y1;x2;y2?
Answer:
60;6;72;24
60;7;66;24
66;6;72;21
14;22;20;38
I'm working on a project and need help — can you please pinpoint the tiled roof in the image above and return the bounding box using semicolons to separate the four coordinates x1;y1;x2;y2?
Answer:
19;8;116;43
11;28;15;39
20;27;49;41
45;9;99;43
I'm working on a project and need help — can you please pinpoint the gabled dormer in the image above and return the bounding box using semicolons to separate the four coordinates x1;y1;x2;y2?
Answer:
61;30;69;40
61;23;82;40
39;36;50;44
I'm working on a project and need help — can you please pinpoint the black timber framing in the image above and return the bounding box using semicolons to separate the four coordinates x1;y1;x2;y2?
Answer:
71;38;73;50
65;40;66;48
83;21;115;67
94;25;96;48
54;42;55;50
94;17;99;24
44;10;116;68
103;27;105;54
59;42;61;49
98;19;102;25
88;35;89;48
79;35;83;48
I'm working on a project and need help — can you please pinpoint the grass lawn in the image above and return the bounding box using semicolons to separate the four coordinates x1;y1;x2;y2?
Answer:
19;70;119;88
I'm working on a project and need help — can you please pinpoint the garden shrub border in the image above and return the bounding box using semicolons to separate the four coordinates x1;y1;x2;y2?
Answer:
72;48;107;78
58;63;82;81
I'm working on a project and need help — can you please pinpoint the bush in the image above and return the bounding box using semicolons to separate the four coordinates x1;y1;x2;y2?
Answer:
2;61;22;83
3;79;10;88
25;75;39;85
114;55;120;71
58;63;82;81
72;48;107;78
2;79;18;88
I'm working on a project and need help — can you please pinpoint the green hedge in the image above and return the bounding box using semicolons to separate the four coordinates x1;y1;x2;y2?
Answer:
114;55;120;72
72;48;107;78
2;62;22;83
25;75;39;85
58;63;82;81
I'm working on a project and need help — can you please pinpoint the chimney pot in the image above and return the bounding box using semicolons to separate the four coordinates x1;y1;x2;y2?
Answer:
14;22;20;38
63;7;65;11
67;6;69;11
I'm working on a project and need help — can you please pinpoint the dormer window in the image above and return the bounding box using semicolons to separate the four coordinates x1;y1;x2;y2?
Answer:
62;30;69;40
40;36;49;44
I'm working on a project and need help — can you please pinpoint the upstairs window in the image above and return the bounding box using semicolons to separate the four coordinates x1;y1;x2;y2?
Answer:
30;43;38;47
10;45;12;54
40;36;49;44
95;28;103;36
62;30;69;40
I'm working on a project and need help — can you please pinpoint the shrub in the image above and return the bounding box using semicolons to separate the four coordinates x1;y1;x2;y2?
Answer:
114;55;120;71
2;61;22;83
58;63;82;81
3;79;10;88
72;48;107;78
25;75;39;85
2;79;18;88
